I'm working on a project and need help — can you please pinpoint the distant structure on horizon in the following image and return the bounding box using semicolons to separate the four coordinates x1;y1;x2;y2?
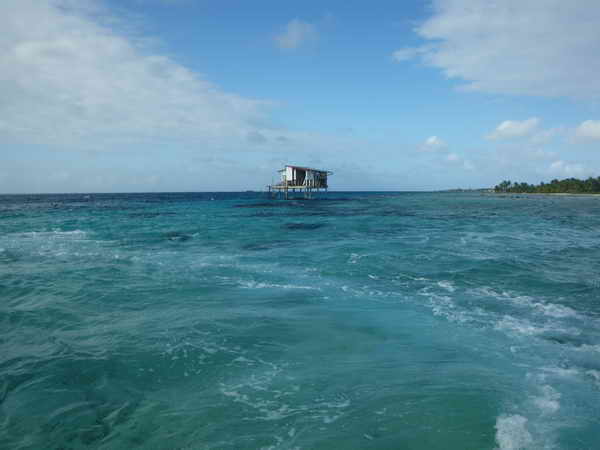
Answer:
268;165;333;199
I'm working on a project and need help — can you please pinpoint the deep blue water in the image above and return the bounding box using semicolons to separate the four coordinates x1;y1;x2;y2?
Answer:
1;191;600;449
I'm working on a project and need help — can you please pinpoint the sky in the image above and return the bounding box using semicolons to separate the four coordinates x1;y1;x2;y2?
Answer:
2;0;600;193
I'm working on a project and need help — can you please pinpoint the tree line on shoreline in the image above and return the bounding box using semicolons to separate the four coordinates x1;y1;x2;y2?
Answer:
494;177;600;194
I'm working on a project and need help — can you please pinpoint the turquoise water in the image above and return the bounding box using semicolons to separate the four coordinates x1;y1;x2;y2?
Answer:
1;192;600;449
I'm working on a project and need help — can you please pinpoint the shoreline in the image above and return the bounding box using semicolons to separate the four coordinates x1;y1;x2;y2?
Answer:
490;192;600;197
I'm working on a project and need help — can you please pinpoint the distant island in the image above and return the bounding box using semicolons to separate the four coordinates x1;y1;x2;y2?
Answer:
439;188;493;193
494;177;600;194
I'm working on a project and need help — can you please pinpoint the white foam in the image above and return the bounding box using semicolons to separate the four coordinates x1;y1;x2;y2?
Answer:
539;366;580;378
495;316;542;336
495;414;533;450
531;302;578;319
471;287;579;319
585;369;600;387
586;369;600;380
318;398;350;409
437;280;456;292
469;286;501;299
348;253;365;264
232;356;255;365
240;280;320;291
419;289;469;323
221;389;250;403
532;385;561;415
221;367;352;426
322;414;341;424
17;229;87;238
495;315;580;337
575;344;600;353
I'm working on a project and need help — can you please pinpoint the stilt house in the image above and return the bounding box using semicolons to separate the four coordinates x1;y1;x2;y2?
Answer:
268;165;332;198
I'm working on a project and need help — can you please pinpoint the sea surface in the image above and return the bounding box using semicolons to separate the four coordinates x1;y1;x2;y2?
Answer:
1;191;600;449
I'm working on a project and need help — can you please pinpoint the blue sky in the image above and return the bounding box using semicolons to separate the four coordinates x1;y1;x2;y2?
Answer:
2;0;600;193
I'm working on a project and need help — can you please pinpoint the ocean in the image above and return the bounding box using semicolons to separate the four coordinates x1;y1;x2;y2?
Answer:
1;191;599;449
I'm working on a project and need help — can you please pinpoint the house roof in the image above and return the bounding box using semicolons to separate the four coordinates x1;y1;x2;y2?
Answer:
278;165;330;173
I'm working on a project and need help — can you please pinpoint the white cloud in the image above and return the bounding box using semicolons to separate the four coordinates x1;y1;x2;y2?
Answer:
392;46;431;62
393;0;600;99
0;0;271;149
422;135;446;150
392;48;419;62
575;120;600;140
275;19;317;50
445;152;475;170
486;118;539;140
530;127;563;145
463;160;475;171
548;160;588;177
420;136;475;171
529;148;556;160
